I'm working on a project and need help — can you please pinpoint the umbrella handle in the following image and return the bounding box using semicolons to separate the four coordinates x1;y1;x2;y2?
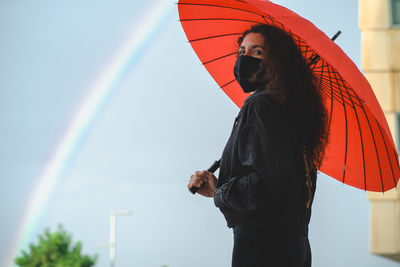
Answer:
189;159;221;195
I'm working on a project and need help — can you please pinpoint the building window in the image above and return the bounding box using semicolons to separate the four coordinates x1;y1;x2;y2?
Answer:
391;0;400;26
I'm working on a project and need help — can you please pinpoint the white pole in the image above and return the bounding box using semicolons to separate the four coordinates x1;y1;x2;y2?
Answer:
109;213;116;267
109;210;132;267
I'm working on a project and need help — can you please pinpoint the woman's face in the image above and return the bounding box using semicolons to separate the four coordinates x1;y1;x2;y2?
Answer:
238;32;265;59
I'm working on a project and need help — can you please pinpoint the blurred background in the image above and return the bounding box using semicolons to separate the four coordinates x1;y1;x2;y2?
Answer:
1;0;399;266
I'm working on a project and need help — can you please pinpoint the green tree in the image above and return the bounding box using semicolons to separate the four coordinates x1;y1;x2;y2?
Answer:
15;225;97;267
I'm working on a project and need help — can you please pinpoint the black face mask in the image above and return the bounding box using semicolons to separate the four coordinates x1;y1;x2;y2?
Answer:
234;55;267;93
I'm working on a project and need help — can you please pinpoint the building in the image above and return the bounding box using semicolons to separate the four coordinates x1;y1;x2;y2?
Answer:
360;0;400;261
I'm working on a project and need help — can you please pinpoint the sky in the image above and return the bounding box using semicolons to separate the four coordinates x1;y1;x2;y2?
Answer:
1;0;400;266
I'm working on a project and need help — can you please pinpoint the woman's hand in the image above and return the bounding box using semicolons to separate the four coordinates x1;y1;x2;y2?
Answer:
188;170;218;198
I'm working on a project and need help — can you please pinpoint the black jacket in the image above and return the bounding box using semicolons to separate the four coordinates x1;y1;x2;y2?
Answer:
213;90;316;236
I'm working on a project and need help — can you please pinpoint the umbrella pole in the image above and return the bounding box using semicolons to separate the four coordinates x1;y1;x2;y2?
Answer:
189;159;221;194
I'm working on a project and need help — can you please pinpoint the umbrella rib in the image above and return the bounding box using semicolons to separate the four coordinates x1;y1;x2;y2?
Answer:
308;50;319;62
315;64;361;107
352;106;367;191
319;79;343;103
318;68;357;93
329;68;349;182
330;68;367;187
304;44;310;60
180;18;264;24
315;69;365;103
312;57;325;91
295;39;312;50
319;79;349;105
359;106;385;192
375;118;397;189
316;59;324;88
188;33;243;43
312;57;327;153
332;69;367;185
220;78;236;89
318;62;334;147
262;15;287;32
177;2;266;18
355;102;385;191
320;81;346;106
202;51;237;65
264;15;314;58
316;62;355;106
308;54;320;68
295;35;303;49
321;84;352;106
392;147;400;182
262;15;276;26
262;14;318;63
318;76;361;107
311;57;326;115
181;2;295;40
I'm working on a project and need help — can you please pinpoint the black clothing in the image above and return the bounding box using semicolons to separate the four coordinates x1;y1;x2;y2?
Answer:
232;221;311;267
213;90;316;266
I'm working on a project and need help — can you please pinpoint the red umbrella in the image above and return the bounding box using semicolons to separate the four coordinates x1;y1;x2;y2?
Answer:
179;0;400;192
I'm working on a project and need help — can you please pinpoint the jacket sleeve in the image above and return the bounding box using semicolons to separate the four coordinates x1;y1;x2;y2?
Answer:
213;94;298;214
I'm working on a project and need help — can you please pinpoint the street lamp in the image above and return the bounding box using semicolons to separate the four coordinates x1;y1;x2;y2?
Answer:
96;210;132;267
109;210;132;267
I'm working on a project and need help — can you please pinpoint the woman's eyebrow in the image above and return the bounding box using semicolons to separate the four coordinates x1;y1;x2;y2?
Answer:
239;45;264;49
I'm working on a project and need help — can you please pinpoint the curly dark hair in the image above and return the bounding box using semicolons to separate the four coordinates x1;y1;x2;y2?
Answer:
238;24;329;207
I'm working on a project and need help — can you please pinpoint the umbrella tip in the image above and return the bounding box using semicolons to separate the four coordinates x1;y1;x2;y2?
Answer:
331;31;342;42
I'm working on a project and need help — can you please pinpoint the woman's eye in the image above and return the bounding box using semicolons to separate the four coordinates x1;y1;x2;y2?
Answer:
238;50;245;55
253;50;263;55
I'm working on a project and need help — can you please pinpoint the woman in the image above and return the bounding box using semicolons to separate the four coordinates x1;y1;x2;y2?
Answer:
188;24;328;267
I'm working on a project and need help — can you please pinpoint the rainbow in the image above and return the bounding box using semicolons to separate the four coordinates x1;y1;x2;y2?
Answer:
6;1;174;266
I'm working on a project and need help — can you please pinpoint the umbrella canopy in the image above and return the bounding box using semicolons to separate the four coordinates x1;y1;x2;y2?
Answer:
178;0;400;192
